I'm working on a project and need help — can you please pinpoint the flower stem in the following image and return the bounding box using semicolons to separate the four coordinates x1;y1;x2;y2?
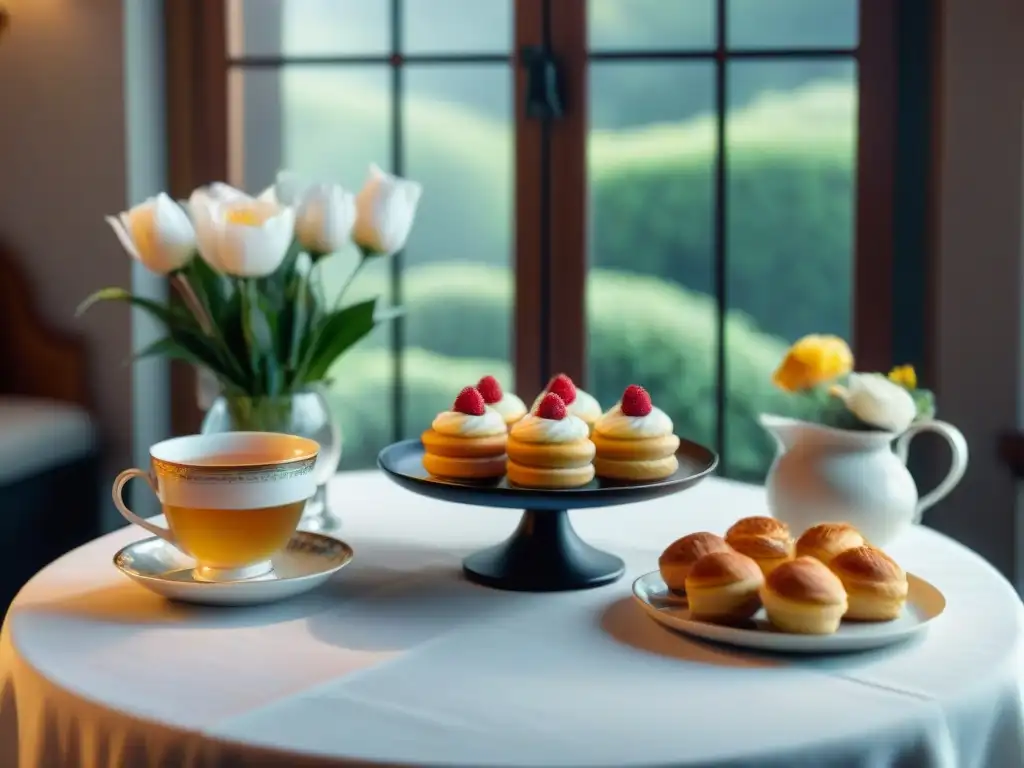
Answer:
171;274;214;336
333;252;366;311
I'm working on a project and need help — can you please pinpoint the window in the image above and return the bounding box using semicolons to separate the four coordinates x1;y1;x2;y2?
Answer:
170;0;897;481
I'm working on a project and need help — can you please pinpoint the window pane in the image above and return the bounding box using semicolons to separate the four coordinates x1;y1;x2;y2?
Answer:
727;0;858;50
587;62;720;456
402;65;514;440
588;0;715;51
275;66;395;469
228;0;390;58
724;60;858;480
403;0;512;54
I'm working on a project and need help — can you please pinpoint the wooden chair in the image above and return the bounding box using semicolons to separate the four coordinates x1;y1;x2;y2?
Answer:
0;242;101;613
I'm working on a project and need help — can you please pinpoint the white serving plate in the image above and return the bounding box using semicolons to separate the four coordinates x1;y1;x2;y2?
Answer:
114;531;354;606
632;570;945;654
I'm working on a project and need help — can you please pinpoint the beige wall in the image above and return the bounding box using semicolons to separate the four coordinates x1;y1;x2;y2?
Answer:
0;0;133;482
930;0;1024;585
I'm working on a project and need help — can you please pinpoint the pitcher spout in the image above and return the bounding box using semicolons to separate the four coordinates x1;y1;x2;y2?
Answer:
757;414;807;451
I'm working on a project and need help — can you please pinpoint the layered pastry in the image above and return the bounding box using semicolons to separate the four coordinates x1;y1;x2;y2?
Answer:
685;550;764;624
506;393;596;488
476;375;527;429
658;532;732;595
724;516;795;577
760;556;848;635
829;545;908;621
795;522;865;565
421;386;508;480
531;374;603;433
592;385;680;482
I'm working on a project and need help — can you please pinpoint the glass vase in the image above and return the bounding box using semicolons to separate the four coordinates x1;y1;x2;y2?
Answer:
200;386;343;533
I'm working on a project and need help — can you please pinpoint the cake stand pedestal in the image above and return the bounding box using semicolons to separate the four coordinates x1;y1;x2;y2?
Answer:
378;438;718;593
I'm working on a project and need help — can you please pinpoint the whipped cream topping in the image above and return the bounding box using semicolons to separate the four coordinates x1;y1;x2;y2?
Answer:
531;388;603;424
488;393;527;422
511;413;590;443
595;402;674;439
432;409;507;437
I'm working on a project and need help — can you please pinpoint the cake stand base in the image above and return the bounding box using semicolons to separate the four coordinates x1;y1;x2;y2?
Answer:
462;509;625;592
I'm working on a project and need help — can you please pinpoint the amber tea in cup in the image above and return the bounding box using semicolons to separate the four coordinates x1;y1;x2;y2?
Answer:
112;432;319;582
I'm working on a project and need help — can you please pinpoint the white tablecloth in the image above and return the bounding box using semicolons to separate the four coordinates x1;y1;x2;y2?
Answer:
1;472;1022;768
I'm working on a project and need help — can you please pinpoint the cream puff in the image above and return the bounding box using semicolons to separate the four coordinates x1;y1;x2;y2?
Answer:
531;374;603;433
795;522;865;565
506;393;595;488
685;550;764;624
476;375;527;429
592;385;680;482
658;532;732;594
760;556;848;635
421;386;508;480
724;516;794;577
828;546;908;621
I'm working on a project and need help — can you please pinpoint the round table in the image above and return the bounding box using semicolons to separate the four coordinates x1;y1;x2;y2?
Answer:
1;472;1022;768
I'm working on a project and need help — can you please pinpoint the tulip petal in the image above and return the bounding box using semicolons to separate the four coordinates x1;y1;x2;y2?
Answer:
150;193;196;272
106;214;141;261
188;190;226;272
153;193;196;246
353;164;422;255
206;182;251;203
220;207;295;277
257;185;278;205
295;183;356;255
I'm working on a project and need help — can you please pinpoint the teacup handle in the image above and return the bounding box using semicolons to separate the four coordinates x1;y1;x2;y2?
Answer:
112;468;177;545
894;420;970;523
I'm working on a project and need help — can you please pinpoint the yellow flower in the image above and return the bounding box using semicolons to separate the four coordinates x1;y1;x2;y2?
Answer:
887;364;917;390
772;334;854;393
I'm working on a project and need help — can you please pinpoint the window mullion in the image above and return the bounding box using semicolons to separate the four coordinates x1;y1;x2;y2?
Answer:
854;0;899;373
513;0;547;397
545;0;588;388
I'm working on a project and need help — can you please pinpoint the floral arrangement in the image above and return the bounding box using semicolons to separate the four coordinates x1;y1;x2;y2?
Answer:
771;334;936;433
78;165;421;405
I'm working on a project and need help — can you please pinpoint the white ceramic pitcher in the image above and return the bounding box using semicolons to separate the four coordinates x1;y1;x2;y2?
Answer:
758;414;969;547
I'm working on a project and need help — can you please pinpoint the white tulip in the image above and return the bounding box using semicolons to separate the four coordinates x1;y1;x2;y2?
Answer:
204;182;251;203
188;187;295;278
258;170;310;207
294;182;357;257
832;373;917;433
105;193;195;275
352;164;423;256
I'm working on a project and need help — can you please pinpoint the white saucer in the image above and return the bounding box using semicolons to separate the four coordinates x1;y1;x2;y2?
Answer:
114;532;354;606
632;570;945;654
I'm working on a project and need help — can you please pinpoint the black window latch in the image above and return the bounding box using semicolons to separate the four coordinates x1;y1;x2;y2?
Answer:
520;45;564;120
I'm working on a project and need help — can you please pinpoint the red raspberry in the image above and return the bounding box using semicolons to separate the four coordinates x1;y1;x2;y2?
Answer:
620;384;653;417
452;386;486;416
547;373;576;405
536;392;567;420
476;375;504;404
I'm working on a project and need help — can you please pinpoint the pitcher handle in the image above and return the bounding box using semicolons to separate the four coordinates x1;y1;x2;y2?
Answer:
112;468;177;544
894;420;969;523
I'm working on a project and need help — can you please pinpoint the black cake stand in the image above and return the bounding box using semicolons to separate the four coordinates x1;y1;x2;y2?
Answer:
377;438;718;593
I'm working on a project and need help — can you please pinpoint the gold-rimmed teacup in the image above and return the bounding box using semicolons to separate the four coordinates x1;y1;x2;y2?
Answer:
112;432;320;583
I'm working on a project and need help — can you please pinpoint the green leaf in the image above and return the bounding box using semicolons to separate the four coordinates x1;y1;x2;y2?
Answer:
912;388;936;421
76;287;189;329
182;258;230;325
129;336;188;364
301;298;378;382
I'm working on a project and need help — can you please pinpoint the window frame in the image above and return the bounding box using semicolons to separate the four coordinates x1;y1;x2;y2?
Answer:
166;0;904;480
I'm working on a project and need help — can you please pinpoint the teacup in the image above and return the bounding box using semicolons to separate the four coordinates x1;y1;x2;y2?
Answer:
112;432;320;582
